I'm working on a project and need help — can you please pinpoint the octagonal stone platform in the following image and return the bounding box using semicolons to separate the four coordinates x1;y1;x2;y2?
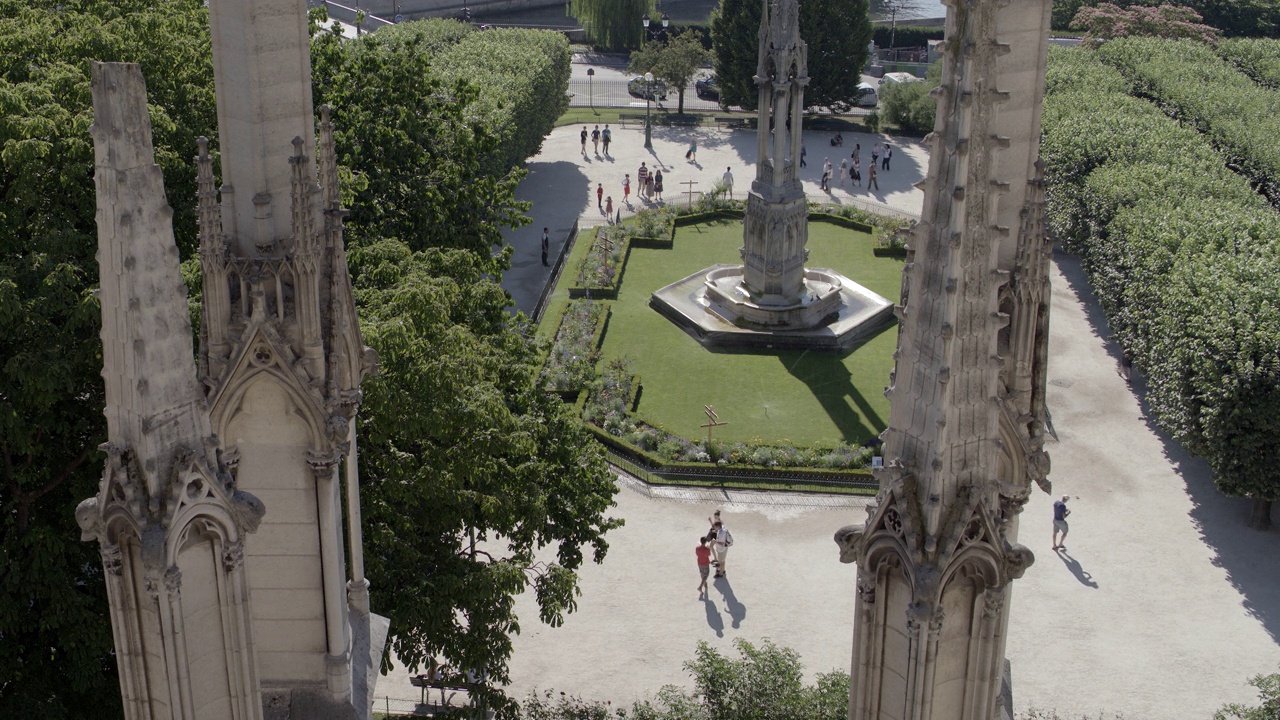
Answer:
651;263;895;352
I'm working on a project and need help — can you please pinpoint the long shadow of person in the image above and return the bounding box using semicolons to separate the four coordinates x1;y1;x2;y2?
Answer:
702;596;725;638
715;576;747;628
1057;549;1099;589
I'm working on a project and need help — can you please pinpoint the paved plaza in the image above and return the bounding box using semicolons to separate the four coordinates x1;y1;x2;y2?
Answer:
380;123;1280;718
502;123;928;314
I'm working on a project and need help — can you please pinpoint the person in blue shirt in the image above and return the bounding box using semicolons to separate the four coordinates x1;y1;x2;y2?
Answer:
1052;495;1071;550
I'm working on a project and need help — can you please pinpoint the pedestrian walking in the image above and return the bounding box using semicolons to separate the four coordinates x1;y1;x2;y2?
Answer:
839;158;848;186
591;125;601;155
852;143;860;167
686;137;698;162
800;142;807;168
1052;495;1071;550
712;521;733;578
622;174;631;205
580;126;588;155
540;227;550;267
696;537;713;595
637;162;650;198
653;169;664;201
870;144;880;169
604;196;614;222
722;166;734;198
851;160;862;187
821;158;833;191
602;124;612;155
596;182;604;210
868;163;879;191
882;144;892;171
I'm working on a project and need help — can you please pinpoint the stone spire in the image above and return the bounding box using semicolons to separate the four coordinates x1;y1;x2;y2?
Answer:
834;1;1055;718
197;0;381;715
77;60;265;720
208;0;320;255
743;0;810;304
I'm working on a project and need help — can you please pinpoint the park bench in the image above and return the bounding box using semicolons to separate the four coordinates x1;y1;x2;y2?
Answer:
618;113;649;128
409;666;485;708
713;116;752;129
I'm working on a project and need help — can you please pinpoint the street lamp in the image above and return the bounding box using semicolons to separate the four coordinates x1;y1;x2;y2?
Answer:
644;71;654;150
586;67;595;112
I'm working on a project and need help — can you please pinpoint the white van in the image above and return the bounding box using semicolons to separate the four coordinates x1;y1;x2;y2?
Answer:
855;83;878;108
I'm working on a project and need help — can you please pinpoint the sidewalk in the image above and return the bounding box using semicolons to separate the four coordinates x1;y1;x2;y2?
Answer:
500;123;926;314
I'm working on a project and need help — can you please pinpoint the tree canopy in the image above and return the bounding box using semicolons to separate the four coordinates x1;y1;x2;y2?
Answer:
569;0;656;51
1053;0;1280;37
1072;3;1222;42
0;1;616;714
710;0;872;111
628;31;714;113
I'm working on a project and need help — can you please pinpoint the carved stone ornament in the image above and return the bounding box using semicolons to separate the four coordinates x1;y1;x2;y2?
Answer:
223;540;245;572
834;524;866;564
101;544;124;577
856;574;877;604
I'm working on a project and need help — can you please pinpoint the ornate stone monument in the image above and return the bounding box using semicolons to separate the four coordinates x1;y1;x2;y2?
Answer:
77;0;384;717
651;0;892;351
834;1;1055;719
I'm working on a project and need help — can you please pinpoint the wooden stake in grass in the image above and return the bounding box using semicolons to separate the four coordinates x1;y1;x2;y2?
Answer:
701;405;729;443
681;179;700;208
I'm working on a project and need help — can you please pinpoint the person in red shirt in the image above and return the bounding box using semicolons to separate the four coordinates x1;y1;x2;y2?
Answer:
695;537;713;596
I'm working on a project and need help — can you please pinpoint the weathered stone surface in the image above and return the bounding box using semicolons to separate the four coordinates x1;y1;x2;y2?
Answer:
837;1;1055;718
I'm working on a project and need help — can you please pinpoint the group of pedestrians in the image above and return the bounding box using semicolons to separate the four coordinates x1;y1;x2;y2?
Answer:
582;124;613;157
819;140;890;193
696;510;734;595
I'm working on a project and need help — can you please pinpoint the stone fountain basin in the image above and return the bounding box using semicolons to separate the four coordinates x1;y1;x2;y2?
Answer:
651;263;895;352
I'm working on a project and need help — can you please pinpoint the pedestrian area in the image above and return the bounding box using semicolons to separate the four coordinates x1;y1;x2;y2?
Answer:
382;123;1280;719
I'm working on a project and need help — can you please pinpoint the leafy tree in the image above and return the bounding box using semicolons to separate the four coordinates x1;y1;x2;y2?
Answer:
570;0;656;51
711;0;872;111
1215;669;1280;720
0;0;216;715
629;31;714;113
1072;3;1222;42
1053;0;1280;37
879;64;940;134
351;241;622;719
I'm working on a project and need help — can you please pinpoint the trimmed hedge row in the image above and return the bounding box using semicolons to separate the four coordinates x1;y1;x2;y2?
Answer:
1042;46;1280;507
1096;37;1280;207
377;20;570;175
872;25;944;50
1218;38;1280;90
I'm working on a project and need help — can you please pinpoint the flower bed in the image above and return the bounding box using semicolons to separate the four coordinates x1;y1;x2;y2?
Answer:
541;299;609;395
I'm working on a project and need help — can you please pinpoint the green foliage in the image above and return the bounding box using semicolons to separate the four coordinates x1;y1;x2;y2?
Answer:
879;64;939;134
1053;0;1280;37
351;241;622;717
1215;669;1280;720
543;300;606;393
1072;2;1222;42
1095;36;1280;207
872;25;944;48
711;0;873;110
570;0;656;51
0;0;219;714
629;31;713;113
1041;45;1280;509
434;26;572;173
574;226;629;291
1218;38;1280;90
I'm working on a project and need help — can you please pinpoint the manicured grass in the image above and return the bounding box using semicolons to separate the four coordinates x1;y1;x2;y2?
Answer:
598;218;903;446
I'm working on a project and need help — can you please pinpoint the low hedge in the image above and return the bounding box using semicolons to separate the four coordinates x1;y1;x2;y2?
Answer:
809;211;875;234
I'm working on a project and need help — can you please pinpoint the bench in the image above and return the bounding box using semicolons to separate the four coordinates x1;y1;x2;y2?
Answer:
618;113;648;128
410;671;484;708
713;115;752;129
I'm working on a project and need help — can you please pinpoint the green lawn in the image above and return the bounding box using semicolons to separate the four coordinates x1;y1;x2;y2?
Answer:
597;218;903;446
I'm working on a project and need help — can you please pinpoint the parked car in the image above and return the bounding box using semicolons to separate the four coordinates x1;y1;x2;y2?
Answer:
695;75;719;100
854;83;878;108
628;76;669;100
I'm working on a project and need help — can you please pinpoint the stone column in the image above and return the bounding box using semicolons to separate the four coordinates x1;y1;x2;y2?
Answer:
310;451;353;703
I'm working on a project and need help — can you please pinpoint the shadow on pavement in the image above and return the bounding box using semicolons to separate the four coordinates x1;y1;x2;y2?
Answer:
702;596;725;638
714;576;747;629
1054;249;1280;642
1055;549;1098;589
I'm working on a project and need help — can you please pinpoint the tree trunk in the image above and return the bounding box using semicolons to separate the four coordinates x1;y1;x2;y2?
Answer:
678;88;685;115
1247;497;1273;531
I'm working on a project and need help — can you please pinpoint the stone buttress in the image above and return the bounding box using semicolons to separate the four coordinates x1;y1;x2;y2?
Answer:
834;2;1054;719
